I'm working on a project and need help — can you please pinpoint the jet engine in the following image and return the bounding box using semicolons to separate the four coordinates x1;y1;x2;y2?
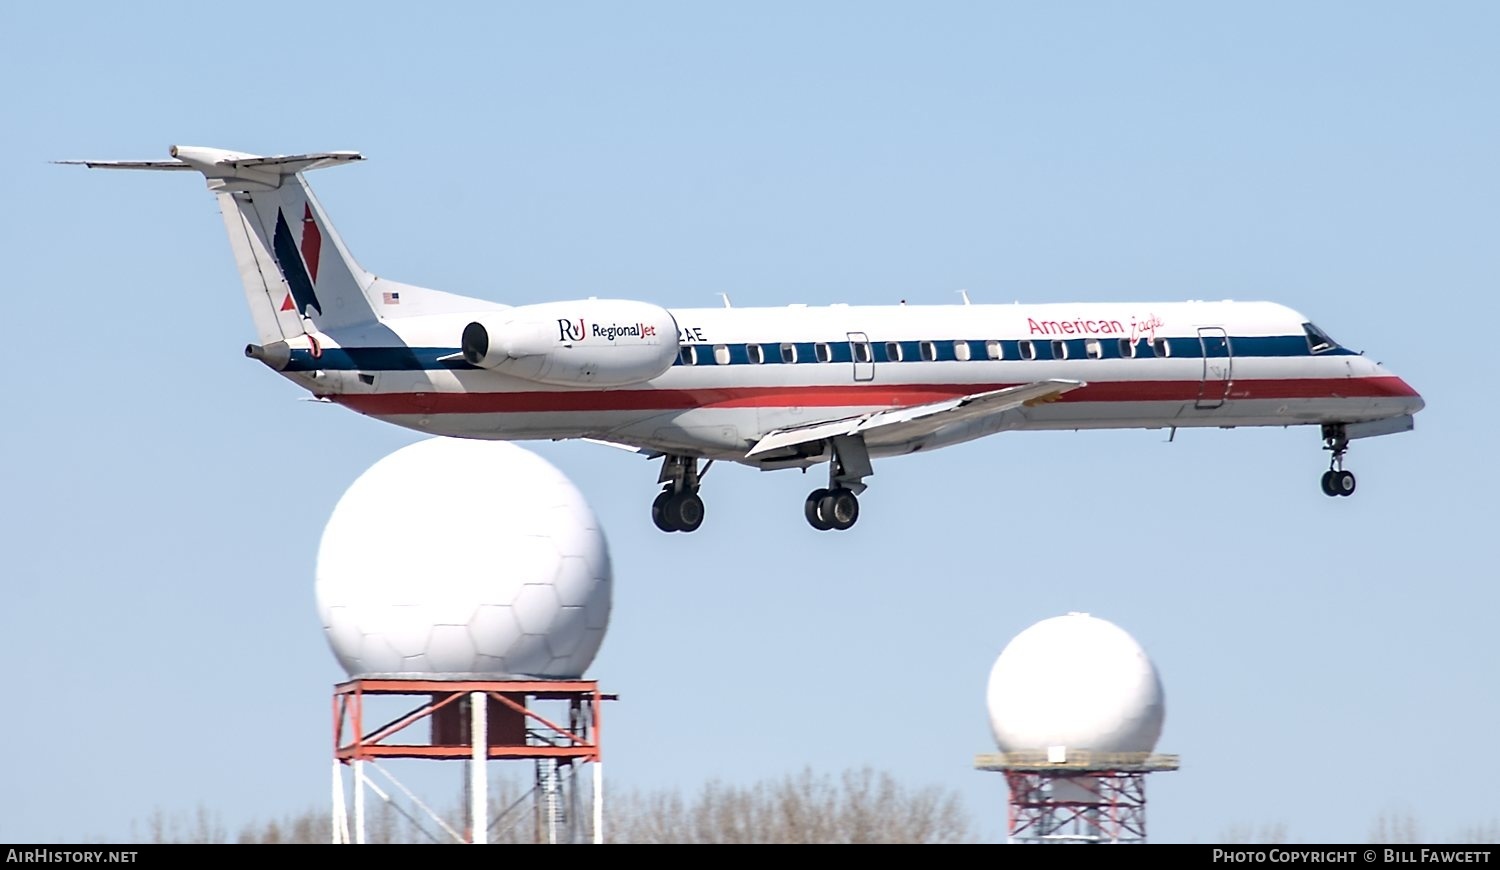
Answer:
460;299;680;387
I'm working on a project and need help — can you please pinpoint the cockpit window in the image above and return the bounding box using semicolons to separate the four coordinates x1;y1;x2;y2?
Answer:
1303;322;1338;354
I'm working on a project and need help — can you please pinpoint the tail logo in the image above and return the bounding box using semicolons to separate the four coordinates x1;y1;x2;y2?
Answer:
272;206;324;317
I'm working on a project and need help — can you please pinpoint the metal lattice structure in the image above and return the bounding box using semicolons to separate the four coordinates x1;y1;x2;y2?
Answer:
332;678;613;844
974;751;1180;844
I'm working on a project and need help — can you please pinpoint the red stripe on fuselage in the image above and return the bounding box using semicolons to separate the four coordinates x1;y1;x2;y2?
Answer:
332;377;1419;416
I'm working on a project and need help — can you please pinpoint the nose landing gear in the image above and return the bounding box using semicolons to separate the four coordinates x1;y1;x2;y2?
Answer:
1320;424;1356;497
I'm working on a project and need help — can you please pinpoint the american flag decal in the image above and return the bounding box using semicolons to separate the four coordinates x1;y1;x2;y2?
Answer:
382;291;401;305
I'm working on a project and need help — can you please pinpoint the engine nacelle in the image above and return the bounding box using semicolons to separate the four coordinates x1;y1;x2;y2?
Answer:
460;299;680;387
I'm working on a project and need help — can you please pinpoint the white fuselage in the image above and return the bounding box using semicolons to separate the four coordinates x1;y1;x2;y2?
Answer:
276;299;1423;467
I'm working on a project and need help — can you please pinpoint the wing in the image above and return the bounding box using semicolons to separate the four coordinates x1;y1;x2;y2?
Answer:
746;379;1085;458
581;437;666;459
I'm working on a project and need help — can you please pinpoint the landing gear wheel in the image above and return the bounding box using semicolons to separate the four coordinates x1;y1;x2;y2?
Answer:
805;488;832;531
1320;424;1357;499
666;491;705;532
819;488;860;531
652;490;678;532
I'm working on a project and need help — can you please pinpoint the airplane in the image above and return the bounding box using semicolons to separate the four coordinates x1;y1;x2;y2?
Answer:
61;146;1425;533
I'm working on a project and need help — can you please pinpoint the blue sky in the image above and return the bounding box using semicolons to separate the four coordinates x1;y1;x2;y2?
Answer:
3;2;1496;844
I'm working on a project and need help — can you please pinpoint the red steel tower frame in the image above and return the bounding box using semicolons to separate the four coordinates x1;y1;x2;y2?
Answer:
332;678;613;844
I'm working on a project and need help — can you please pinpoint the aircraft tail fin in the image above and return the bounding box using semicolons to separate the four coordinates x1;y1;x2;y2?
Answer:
60;146;380;343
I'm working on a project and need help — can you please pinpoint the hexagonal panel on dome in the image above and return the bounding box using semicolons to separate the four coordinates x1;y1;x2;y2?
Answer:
495;536;566;588
323;606;364;660
511;584;561;636
379;616;436;660
541;503;596;539
355;633;404;675
424;624;481;673
545;606;590;659
552;557;597;607
503;633;555;676
584;592;611;631
468;604;523;659
560;628;606;678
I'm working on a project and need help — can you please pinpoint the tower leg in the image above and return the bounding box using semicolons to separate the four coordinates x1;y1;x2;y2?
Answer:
353;759;366;844
332;760;349;844
470;691;488;845
593;761;604;845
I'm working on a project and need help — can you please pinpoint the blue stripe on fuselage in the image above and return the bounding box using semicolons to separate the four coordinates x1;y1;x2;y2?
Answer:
284;334;1354;372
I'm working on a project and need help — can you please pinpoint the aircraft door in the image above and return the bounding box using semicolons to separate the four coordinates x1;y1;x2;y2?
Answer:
848;332;874;382
1195;326;1232;410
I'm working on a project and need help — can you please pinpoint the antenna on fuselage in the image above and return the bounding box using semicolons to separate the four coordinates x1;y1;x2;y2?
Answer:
958;289;972;305
719;293;733;308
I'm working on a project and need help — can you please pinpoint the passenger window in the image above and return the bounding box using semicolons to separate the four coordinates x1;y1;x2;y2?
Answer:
713;344;730;365
1051;340;1068;360
953;341;971;361
1085;338;1102;360
747;343;765;364
815;342;832;363
853;342;872;363
920;341;937;361
1119;338;1137;359
986;340;1002;360
1018;340;1036;361
679;346;696;365
780;343;797;363
1152;337;1170;358
885;341;903;362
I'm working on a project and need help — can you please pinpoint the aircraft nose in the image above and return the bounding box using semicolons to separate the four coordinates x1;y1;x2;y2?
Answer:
1403;380;1425;414
1386;373;1425;413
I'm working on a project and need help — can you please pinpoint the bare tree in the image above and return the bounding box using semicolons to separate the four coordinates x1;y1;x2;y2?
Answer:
605;766;971;844
1219;822;1291;844
134;805;228;844
125;766;969;844
1369;809;1422;845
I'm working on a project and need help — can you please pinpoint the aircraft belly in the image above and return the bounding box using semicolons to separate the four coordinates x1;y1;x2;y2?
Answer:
1015;396;1403;431
611;408;763;455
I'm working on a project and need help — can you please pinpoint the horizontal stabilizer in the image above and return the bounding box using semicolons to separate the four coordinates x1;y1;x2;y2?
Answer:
54;159;195;171
56;145;363;191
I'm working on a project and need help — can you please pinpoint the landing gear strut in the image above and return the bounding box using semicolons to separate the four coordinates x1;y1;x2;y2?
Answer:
652;454;710;532
805;434;872;532
1320;423;1356;497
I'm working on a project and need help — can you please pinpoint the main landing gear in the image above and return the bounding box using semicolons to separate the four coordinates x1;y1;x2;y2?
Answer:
649;435;875;533
804;434;873;533
652;454;710;532
1319;423;1357;497
804;487;860;531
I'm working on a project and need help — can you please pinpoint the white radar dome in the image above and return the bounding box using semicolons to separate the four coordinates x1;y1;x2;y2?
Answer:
316;437;611;679
986;612;1164;754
